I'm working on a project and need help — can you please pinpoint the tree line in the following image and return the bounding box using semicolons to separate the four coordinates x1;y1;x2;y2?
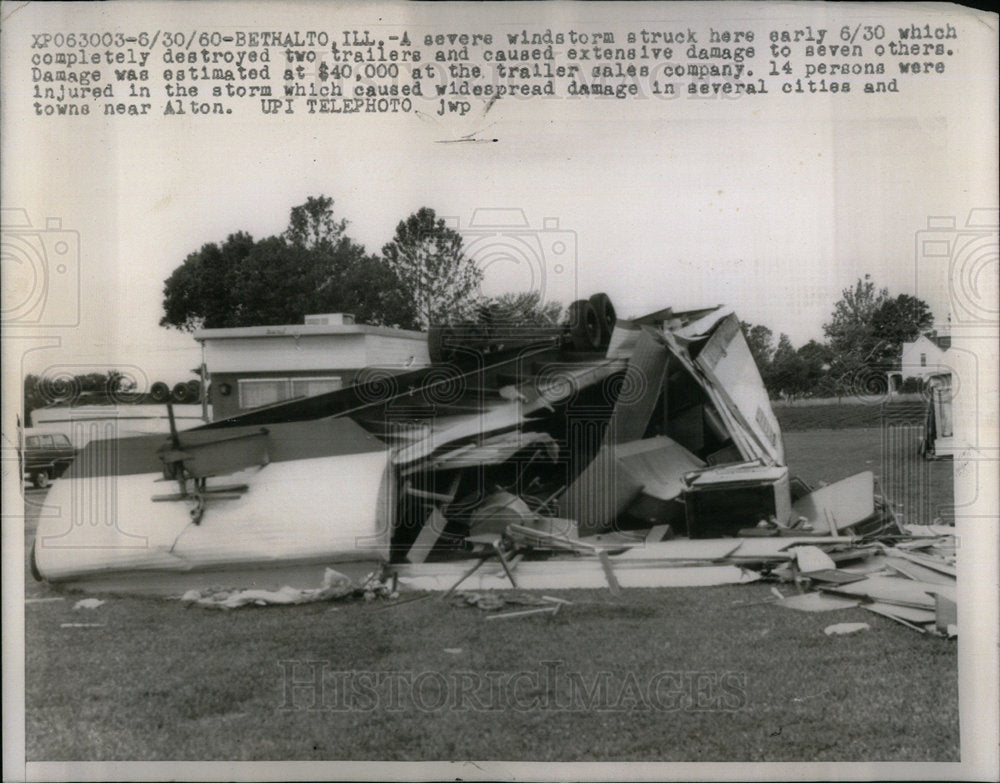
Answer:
741;275;935;400
161;196;935;401
159;196;549;333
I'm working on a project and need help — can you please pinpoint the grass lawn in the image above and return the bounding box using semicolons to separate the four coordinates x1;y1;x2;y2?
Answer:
24;425;958;761
775;398;926;433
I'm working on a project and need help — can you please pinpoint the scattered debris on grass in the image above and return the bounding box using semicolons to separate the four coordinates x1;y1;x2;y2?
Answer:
824;622;871;636
72;598;105;610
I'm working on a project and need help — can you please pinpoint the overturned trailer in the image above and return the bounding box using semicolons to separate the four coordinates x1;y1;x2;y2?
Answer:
32;297;893;595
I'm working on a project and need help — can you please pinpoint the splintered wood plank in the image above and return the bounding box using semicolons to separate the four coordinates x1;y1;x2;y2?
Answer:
884;557;955;586
822;576;955;609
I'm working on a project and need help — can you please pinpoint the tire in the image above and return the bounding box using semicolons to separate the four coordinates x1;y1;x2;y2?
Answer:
588;293;617;348
567;299;602;352
32;469;50;489
150;381;170;403
186;379;202;402
171;382;191;403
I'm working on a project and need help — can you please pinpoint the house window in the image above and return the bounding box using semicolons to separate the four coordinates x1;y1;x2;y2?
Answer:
920;353;927;367
238;379;291;409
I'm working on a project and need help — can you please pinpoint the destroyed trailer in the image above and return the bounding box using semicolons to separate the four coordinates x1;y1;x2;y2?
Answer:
33;295;902;597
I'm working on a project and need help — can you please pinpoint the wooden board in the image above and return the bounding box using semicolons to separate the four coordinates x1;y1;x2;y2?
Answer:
884;557;956;586
864;601;937;624
822;576;955;609
891;549;957;578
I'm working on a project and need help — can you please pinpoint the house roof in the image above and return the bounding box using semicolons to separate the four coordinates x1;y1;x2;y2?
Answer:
929;334;952;351
193;323;427;341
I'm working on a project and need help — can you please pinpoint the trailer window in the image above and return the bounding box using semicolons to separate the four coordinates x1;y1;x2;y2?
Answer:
238;379;291;409
291;377;343;398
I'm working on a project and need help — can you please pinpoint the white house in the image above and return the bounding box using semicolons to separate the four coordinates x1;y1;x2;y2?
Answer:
887;332;952;392
194;313;430;421
900;333;952;381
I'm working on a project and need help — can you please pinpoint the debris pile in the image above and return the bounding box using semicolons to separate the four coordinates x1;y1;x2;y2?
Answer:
29;294;956;637
770;524;957;636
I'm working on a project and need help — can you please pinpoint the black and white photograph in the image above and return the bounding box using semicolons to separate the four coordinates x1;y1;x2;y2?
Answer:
2;1;998;780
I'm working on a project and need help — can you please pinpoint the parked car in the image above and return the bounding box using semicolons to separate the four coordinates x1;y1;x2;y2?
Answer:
22;429;77;488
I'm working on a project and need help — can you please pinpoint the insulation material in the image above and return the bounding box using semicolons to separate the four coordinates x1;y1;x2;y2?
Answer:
180;567;355;609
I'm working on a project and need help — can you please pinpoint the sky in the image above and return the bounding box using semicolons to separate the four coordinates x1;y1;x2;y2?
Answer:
3;1;996;388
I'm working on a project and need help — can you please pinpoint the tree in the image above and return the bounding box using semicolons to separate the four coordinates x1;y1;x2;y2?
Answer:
822;276;935;399
161;197;409;331
161;232;257;331
870;293;934;361
796;339;834;392
284;195;347;250
822;274;890;363
740;320;775;372
381;207;483;328
765;334;808;397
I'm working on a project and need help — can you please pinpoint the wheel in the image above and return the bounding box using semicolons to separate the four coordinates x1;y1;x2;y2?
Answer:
588;293;617;347
186;379;202;401
171;382;191;403
32;469;50;489
567;299;602;351
150;381;170;403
